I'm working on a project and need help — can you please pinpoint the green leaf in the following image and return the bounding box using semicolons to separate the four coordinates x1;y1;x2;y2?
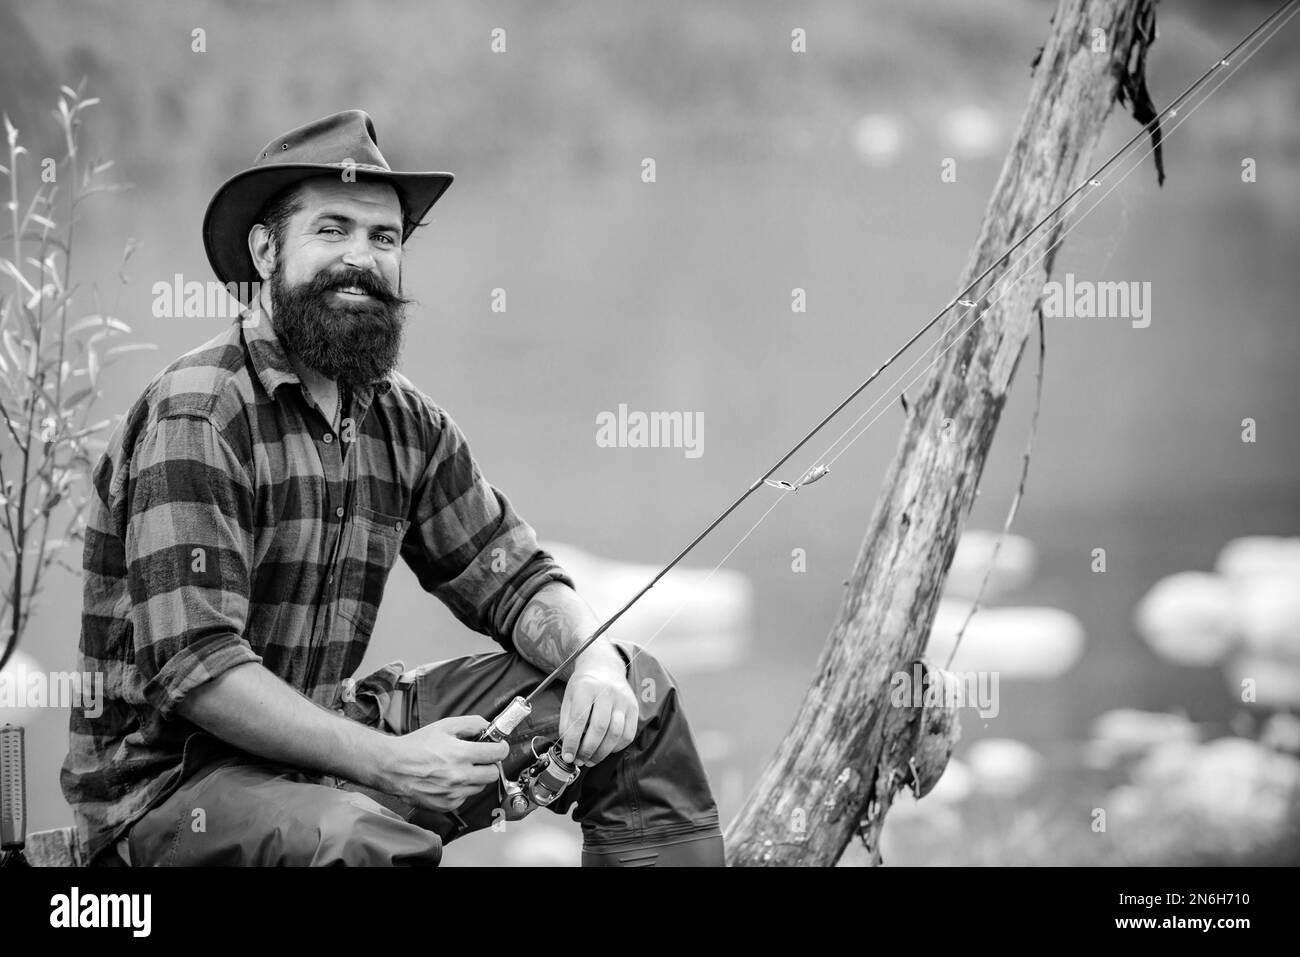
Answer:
103;343;157;364
0;259;38;297
75;183;132;201
60;385;94;410
39;488;63;514
2;327;26;371
67;419;111;440
68;315;129;336
25;282;56;312
39;286;74;319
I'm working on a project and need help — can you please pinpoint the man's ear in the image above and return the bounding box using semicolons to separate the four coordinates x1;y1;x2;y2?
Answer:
248;223;277;282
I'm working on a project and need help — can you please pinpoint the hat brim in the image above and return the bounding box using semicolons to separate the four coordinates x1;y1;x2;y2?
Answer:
203;164;453;303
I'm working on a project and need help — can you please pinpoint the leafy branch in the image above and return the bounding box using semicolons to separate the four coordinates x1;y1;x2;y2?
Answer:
0;81;154;672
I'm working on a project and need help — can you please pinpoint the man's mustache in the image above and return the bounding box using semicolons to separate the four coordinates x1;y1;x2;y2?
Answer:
309;267;407;306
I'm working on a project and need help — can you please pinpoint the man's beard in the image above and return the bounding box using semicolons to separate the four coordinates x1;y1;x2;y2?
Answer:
268;258;410;388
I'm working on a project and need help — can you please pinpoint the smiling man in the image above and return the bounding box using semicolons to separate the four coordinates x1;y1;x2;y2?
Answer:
60;110;724;867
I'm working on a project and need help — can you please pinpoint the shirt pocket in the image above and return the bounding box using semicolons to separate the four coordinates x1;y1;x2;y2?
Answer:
337;504;409;637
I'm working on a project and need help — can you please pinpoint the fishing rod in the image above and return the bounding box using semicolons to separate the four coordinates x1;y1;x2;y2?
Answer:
477;0;1300;820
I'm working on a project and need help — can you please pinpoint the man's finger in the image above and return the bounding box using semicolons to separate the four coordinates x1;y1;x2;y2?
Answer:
620;709;639;749
462;762;502;786
561;696;592;763
447;786;491;811
437;714;491;738
456;738;510;764
587;709;627;765
559;693;571;756
577;700;612;764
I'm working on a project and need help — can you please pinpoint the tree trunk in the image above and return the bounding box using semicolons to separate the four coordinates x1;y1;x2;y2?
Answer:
725;0;1160;866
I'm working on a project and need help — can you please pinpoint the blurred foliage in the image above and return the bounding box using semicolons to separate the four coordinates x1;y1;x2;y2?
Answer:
0;81;154;670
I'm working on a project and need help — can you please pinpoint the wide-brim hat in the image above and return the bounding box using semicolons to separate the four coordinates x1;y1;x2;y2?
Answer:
203;109;453;303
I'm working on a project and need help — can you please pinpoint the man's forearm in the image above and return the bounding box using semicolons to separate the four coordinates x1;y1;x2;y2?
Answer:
175;661;395;790
512;581;624;682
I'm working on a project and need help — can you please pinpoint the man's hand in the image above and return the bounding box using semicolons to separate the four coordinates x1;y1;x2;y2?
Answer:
559;656;639;767
510;581;639;766
382;715;509;812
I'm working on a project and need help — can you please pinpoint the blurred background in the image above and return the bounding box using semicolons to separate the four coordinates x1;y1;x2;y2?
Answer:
1;0;1297;865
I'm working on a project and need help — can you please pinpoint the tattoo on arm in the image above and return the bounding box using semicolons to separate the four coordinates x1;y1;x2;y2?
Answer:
513;583;600;681
516;601;569;674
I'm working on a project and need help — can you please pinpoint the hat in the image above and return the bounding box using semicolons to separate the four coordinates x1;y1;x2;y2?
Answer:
202;109;453;302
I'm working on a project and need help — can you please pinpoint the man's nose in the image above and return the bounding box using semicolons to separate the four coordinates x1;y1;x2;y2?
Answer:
340;234;378;272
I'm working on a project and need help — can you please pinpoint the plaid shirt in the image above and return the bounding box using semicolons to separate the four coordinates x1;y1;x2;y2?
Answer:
60;287;574;865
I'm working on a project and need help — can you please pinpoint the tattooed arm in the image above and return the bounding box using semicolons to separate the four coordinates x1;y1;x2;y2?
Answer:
512;581;639;765
512;581;623;683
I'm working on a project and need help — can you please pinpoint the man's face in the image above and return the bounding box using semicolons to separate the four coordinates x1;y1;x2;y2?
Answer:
266;178;409;388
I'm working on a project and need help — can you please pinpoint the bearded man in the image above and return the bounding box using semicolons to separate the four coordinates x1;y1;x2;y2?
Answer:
61;110;724;867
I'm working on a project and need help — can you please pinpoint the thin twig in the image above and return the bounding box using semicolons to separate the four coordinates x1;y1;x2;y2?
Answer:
945;303;1047;670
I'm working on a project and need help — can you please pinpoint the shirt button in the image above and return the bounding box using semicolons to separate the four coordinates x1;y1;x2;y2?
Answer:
335;506;345;518
323;433;333;444
394;521;403;532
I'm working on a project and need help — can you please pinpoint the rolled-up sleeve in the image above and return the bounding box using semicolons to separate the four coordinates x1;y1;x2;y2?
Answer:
125;412;262;719
401;406;575;650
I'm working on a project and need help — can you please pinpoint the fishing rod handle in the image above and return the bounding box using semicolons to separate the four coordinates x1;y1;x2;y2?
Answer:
479;695;532;743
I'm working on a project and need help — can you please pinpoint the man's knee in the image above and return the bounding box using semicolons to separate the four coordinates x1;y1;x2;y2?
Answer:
306;791;442;866
556;642;720;840
140;762;442;866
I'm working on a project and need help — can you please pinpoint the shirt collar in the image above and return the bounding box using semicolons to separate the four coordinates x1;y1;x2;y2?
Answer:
238;282;394;406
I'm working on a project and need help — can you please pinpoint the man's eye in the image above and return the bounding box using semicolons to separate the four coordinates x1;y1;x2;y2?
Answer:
373;234;396;245
319;226;344;236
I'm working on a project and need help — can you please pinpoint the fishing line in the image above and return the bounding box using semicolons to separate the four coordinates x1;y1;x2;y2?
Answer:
537;0;1299;754
815;1;1298;476
622;1;1297;664
810;1;1298;667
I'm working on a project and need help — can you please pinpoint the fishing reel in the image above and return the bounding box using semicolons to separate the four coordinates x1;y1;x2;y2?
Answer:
497;739;580;821
481;696;582;822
